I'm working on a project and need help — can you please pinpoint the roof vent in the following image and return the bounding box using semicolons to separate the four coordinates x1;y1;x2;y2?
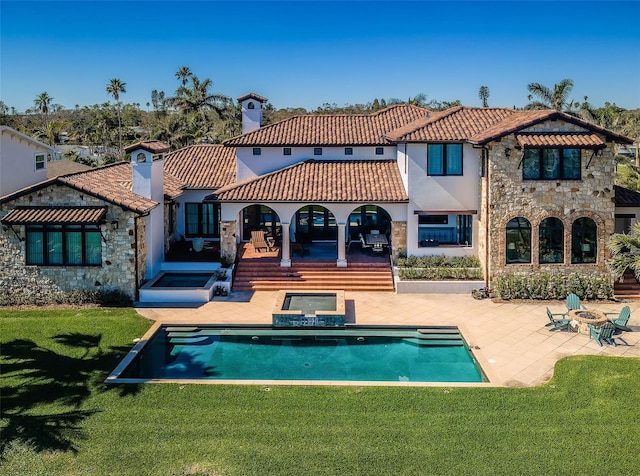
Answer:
424;112;430;119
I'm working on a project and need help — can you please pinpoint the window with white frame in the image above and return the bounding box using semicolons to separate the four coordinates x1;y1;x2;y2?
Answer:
35;153;46;170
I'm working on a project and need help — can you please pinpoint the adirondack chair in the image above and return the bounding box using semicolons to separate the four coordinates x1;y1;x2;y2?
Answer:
566;293;587;311
250;230;269;252
589;321;617;347
604;306;632;332
546;307;572;331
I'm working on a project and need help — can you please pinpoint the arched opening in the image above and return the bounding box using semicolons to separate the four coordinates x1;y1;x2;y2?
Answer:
241;204;281;244
294;205;337;242
506;217;531;264
348;205;392;241
572;217;597;264
539;217;564;264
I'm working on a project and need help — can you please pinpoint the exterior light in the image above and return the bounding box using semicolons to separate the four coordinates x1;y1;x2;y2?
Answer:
504;147;511;158
111;220;119;230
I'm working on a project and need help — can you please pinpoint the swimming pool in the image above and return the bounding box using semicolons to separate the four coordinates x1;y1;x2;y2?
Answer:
108;325;487;384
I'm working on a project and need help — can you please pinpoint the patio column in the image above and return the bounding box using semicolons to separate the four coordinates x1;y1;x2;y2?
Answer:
280;222;292;268
391;221;407;261
337;222;347;267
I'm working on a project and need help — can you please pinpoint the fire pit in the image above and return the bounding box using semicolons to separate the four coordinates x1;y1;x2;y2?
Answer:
569;309;608;334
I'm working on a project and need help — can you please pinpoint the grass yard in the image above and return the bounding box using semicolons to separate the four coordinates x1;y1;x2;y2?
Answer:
1;308;640;475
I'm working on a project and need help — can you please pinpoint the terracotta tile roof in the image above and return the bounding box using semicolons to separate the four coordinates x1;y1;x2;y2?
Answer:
614;185;640;207
385;107;516;142
215;159;408;202
1;206;106;225
469;110;635;145
124;140;171;154
516;133;605;149
237;92;268;102
58;162;183;214
223;105;429;146
165;144;237;189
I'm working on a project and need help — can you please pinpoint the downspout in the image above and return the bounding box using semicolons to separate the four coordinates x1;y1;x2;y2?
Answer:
134;215;139;302
483;147;490;289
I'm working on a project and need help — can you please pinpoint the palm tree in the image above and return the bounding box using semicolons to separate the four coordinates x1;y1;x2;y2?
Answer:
175;66;192;86
106;78;126;157
34;92;53;115
525;78;575;111
608;222;640;283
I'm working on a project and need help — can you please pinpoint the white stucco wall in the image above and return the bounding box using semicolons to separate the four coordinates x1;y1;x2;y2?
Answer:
0;128;52;197
236;146;395;181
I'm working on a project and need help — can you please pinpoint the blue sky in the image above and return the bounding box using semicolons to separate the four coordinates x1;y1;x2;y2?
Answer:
1;1;639;113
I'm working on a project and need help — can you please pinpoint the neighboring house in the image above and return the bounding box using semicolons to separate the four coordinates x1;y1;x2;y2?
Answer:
0;93;635;299
47;159;92;179
0;126;55;197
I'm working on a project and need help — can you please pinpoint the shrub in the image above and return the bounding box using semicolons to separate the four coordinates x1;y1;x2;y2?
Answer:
492;271;613;300
396;254;480;269
396;254;482;281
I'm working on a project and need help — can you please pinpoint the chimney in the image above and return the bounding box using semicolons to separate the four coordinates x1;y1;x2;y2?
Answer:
237;93;268;134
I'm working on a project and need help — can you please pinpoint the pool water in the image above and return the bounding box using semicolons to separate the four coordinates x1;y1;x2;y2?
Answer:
151;272;214;288
117;326;486;383
283;293;337;314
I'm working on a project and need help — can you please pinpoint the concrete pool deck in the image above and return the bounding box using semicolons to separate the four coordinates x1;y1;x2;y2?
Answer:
134;292;640;387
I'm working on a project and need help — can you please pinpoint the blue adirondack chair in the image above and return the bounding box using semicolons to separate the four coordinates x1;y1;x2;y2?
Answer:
589;322;617;346
566;293;586;311
604;306;632;332
546;307;571;331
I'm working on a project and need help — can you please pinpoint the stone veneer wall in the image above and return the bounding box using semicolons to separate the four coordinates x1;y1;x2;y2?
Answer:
484;120;615;285
391;221;407;261
220;220;237;263
0;184;139;299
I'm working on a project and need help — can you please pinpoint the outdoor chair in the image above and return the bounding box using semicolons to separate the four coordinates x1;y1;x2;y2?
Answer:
588;321;617;347
359;234;372;253
546;307;572;332
604;306;632;332
251;230;269;252
566;293;587;311
372;241;384;253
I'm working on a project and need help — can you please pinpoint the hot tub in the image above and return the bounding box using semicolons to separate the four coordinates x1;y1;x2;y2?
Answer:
272;290;346;327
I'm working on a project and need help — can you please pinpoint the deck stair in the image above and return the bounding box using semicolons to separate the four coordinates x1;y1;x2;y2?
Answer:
614;269;640;298
232;258;395;292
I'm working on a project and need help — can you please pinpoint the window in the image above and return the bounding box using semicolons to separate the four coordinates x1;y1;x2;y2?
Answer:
314;148;322;156
572;217;597;264
247;102;255;110
252;148;261;156
185;203;219;237
35;153;46;170
26;224;101;266
375;147;384;155
523;148;581;180
283;147;291;155
418;214;472;246
345;147;353;155
506;217;531;264
539;217;564;264
427;144;463;175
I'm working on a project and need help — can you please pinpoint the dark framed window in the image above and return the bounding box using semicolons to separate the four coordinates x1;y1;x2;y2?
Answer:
345;147;353;155
314;148;322;156
26;224;101;266
418;214;472;246
252;148;261;156
427;144;463;175
572;217;597;264
185;203;219;238
418;215;448;225
506;217;531;264
523;148;581;180
375;147;384;155
539;217;564;264
283;147;291;155
35;153;46;170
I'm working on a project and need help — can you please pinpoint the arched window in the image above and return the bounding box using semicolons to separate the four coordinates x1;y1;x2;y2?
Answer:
247;101;255;110
572;217;597;264
539;217;564;264
506;217;531;264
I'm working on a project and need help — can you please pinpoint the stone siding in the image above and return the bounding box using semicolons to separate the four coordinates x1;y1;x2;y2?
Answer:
391;221;407;261
484;120;615;285
220;220;237;264
0;184;139;299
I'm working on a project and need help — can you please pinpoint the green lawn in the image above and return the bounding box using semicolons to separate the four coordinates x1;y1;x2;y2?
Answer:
1;309;639;475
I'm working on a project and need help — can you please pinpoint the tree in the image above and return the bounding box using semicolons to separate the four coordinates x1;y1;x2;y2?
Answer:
608;222;640;283
525;78;576;111
175;66;192;86
106;78;126;157
34;92;53;115
478;86;490;107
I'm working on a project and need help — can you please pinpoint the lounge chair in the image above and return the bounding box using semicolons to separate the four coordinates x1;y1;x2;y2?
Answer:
566;293;586;311
588;321;617;346
546;307;572;331
604;306;632;332
250;230;268;252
